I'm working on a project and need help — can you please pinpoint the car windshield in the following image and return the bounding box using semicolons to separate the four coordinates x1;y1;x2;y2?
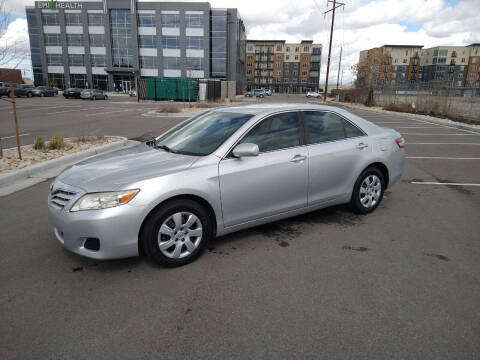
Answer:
155;111;254;156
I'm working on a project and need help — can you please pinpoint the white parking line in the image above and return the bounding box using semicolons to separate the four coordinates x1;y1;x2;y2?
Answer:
402;133;475;136
85;108;138;117
410;181;480;187
48;107;108;115
404;117;480;135
407;156;480;160
407;143;480;145
393;126;441;129
0;133;31;139
12;105;84;113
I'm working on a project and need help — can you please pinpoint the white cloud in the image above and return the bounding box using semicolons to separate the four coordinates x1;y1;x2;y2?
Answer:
4;0;480;84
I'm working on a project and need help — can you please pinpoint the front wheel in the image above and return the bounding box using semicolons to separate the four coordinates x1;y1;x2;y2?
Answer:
350;168;385;214
40;93;44;97
140;199;213;267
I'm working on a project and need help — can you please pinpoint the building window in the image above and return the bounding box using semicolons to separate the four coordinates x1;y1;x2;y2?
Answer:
247;44;254;51
186;57;203;70
473;58;479;63
68;54;84;66
437;58;446;64
89;34;105;47
301;78;307;83
276;70;281;75
44;34;61;46
42;13;59;25
161;14;179;28
295;47;299;52
433;49;438;56
275;63;281;68
91;54;106;67
472;65;477;71
302;71;307;76
187;36;204;49
186;14;203;28
140;56;157;69
402;59;407;64
137;13;155;27
247;69;252;75
438;49;448;56
47;54;63;66
276;54;282;60
164;57;180;69
88;13;104;26
293;71;298;76
247;54;253;59
162;36;179;49
65;13;82;26
286;47;290;52
284;70;289;75
286;55;290;60
247;62;252;67
303;55;308;60
303;46;309;52
312;47;321;55
276;45;282;52
110;9;134;68
138;35;156;48
67;34;83;46
294;55;299;60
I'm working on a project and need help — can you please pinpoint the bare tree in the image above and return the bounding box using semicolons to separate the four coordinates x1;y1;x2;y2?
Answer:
0;0;29;69
351;49;391;89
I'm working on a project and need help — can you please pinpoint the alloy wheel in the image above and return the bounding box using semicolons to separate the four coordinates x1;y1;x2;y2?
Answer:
359;174;382;208
157;212;203;259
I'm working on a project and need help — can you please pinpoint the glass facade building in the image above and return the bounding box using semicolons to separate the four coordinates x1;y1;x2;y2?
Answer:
26;1;246;93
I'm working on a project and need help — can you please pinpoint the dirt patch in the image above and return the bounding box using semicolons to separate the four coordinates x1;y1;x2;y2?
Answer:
0;136;117;174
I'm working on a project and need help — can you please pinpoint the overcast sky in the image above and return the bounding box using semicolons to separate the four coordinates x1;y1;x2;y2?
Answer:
2;0;480;84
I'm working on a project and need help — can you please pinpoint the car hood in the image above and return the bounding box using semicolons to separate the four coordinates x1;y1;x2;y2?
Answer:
57;143;200;192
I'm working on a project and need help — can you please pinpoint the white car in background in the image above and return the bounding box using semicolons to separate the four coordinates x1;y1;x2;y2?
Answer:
306;91;322;98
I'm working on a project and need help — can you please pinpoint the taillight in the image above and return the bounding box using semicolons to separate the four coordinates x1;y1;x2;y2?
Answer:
395;137;405;148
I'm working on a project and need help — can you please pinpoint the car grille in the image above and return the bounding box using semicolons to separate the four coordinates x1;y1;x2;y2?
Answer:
50;189;77;210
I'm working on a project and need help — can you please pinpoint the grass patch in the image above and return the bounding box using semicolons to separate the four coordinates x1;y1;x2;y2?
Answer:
33;137;45;150
156;103;181;113
48;135;66;150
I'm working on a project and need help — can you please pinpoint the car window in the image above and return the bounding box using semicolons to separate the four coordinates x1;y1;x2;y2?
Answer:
304;111;346;144
240;112;300;153
343;119;365;138
155;112;254;156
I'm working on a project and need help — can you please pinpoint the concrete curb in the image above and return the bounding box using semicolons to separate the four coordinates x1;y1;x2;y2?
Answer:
141;110;203;118
0;136;128;188
332;102;480;134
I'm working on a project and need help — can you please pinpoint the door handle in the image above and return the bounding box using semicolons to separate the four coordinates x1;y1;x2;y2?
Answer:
357;143;368;150
290;155;307;163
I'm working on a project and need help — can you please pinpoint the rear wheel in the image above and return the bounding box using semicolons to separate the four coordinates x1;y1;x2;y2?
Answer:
40;93;44;97
104;95;107;100
140;199;213;267
350;167;385;214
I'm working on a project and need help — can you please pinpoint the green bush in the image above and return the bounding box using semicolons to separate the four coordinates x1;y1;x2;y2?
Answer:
33;137;45;150
48;135;65;150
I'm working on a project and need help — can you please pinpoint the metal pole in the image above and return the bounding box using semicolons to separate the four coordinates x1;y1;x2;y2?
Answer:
10;82;22;160
324;0;344;101
336;46;342;89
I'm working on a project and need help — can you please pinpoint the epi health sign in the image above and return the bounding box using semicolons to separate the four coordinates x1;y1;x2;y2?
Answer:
36;1;84;9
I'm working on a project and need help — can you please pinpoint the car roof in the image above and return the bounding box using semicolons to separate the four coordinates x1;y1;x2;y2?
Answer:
212;103;348;115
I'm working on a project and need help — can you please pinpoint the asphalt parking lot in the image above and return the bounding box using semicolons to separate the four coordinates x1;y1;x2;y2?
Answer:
1;94;479;359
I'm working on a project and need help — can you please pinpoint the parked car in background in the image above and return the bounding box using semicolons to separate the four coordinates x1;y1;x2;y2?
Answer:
263;89;272;96
246;89;266;98
0;82;10;97
32;86;57;97
80;89;108;100
306;91;322;98
63;88;83;99
5;84;34;98
128;89;137;97
48;104;405;267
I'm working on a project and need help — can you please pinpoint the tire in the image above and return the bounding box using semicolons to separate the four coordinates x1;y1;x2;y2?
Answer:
27;92;32;98
140;199;213;267
350;167;385;214
104;95;107;100
40;93;44;97
92;96;96;101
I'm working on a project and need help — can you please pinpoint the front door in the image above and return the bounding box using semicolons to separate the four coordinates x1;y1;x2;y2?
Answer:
219;111;308;228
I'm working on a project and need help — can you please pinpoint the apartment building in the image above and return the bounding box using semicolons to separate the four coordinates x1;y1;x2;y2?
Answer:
358;44;480;88
245;40;322;93
26;0;246;92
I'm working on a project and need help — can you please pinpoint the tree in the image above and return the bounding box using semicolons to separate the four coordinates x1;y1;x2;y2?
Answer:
0;0;29;69
351;48;391;89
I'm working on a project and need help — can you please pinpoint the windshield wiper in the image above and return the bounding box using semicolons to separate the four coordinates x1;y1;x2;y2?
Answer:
155;144;176;153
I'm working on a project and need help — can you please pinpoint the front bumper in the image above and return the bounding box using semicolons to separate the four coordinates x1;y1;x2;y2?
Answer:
48;181;144;260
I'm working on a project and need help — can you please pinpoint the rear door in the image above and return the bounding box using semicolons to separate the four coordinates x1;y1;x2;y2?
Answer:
303;111;368;205
219;111;308;227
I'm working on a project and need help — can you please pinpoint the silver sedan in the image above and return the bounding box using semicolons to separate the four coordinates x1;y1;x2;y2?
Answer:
48;104;405;267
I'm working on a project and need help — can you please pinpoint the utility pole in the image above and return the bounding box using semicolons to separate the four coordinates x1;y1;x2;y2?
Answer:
324;0;345;101
10;82;22;160
336;46;342;89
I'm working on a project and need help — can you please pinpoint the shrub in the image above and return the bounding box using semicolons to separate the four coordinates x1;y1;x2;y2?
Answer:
157;103;181;113
33;137;45;150
384;103;415;113
48;134;65;150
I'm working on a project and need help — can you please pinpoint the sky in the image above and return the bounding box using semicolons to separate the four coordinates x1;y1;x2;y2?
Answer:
1;0;480;84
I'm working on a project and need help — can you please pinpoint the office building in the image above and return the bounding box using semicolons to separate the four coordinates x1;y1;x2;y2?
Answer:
25;0;246;92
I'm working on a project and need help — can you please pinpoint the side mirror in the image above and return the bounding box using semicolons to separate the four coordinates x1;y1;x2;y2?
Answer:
232;143;259;158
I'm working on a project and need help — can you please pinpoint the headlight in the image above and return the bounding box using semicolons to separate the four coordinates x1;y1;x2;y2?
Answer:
70;189;139;212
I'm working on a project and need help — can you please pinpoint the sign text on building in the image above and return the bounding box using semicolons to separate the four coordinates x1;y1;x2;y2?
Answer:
36;1;83;9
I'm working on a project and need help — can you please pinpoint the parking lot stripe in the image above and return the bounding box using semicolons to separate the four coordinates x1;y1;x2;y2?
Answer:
410;181;480;187
406;156;480;160
85;108;138;117
1;133;31;139
393;126;442;129
402;133;475;136
407;143;480;145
